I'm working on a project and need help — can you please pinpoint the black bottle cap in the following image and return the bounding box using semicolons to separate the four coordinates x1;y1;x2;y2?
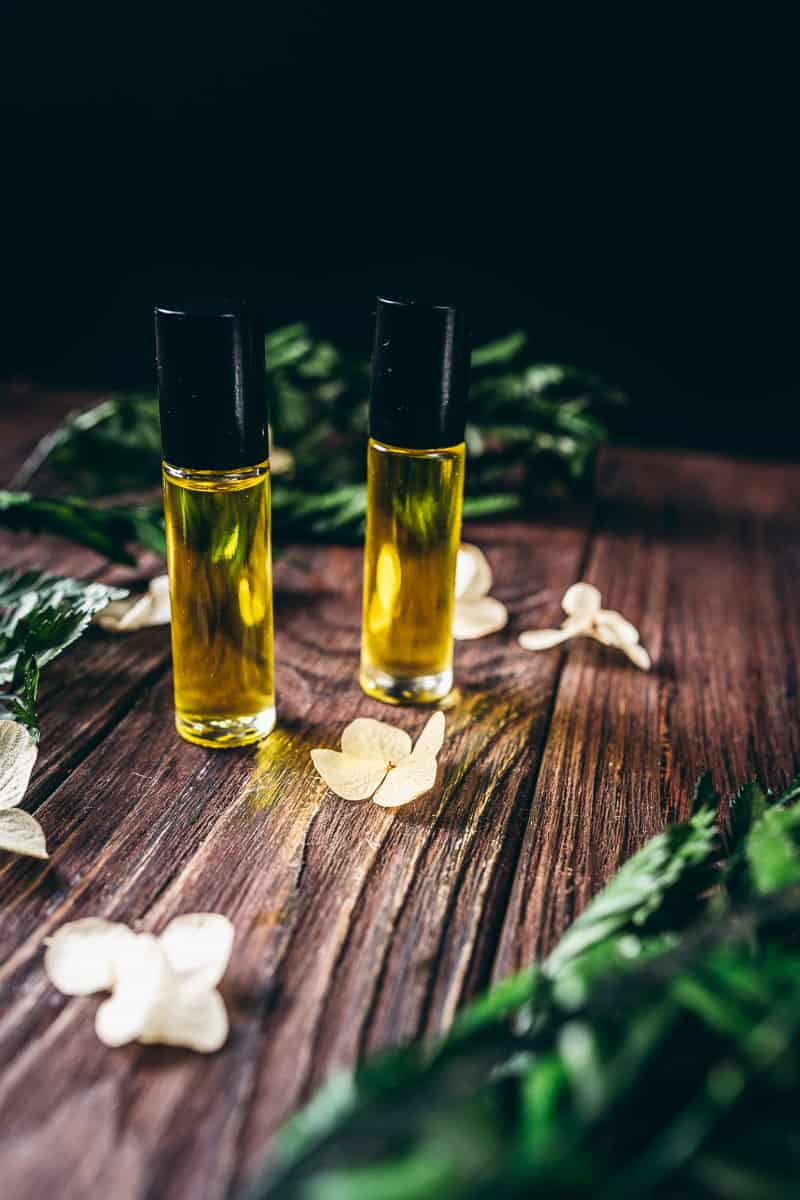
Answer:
154;300;268;470
369;297;469;449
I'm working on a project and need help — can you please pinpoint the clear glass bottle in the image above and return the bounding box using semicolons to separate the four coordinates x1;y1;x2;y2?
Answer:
155;301;275;747
360;297;469;705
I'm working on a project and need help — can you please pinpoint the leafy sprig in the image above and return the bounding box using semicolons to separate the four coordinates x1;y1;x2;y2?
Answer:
248;774;800;1200
0;491;165;564
0;568;126;737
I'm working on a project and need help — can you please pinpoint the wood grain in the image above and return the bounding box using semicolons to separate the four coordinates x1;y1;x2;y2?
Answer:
1;391;799;1199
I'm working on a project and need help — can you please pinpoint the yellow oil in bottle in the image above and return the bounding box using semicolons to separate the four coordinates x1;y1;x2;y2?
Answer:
360;437;465;704
163;461;275;747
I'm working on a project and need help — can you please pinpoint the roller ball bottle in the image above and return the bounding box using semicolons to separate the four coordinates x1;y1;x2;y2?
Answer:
155;301;276;748
360;297;469;705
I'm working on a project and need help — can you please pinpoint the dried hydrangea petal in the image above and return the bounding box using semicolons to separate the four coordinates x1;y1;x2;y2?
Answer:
619;641;652;671
453;595;508;640
595;609;640;646
159;913;234;990
412;710;446;759
310;749;388;800
96;575;171;632
340;717;412;763
0;808;48;860
455;544;493;602
373;752;439;809
518;615;589;651
0;719;38;811
562;582;602;618
44;918;136;994
94;933;166;1047
140;985;229;1052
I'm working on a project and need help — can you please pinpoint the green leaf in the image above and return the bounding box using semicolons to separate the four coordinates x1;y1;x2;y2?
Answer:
0;492;165;564
745;806;800;894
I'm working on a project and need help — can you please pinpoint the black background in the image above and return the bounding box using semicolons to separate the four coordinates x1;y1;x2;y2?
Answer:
2;4;797;455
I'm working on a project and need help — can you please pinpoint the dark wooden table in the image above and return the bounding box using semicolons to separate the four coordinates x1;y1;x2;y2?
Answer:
1;389;799;1200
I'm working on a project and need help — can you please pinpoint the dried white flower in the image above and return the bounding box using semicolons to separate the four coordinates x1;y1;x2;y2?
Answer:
0;720;48;860
44;913;234;1052
453;544;508;640
95;575;171;633
518;582;652;670
311;711;445;808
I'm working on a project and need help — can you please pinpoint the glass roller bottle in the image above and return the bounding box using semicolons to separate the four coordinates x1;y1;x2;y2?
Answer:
360;297;469;705
155;300;275;748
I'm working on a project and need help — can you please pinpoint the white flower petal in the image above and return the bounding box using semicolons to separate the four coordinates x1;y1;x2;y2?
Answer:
159;913;234;990
95;576;171;632
44;918;136;995
340;717;412;763
619;641;652;671
455;544;493;601
562;582;602;619
140;985;229;1052
269;445;294;477
453;595;509;640
0;809;48;860
310;749;388;800
518;614;589;652
0;719;38;810
372;752;439;809
94;934;166;1047
412;710;446;759
595;609;640;646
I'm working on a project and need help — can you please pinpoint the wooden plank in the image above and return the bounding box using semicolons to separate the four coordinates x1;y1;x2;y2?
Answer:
0;511;591;1198
494;447;800;976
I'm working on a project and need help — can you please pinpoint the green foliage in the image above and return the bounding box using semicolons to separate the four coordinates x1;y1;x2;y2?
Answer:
246;778;800;1200
0;491;165;564
9;323;621;560
0;568;126;737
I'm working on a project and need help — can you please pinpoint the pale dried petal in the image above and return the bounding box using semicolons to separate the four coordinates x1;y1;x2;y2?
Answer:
595;609;640;646
0;809;48;860
562;582;602;619
140;986;229;1052
340;717;412;763
44;918;136;995
619;640;652;671
310;749;388;800
518;615;589;652
159;913;234;990
269;446;294;476
0;719;38;810
373;752;439;808
453;595;509;640
94;933;166;1047
455;543;493;601
412;710;446;759
95;575;171;632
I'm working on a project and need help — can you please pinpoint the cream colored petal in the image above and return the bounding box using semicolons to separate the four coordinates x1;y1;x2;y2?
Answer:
95;575;171;632
0;809;48;859
619;640;652;671
372;752;438;809
562;582;602;619
159;913;234;990
455;543;493;601
453;595;509;640
0;719;38;810
269;445;294;477
310;749;388;800
94;933;166;1047
44;918;136;995
140;985;229;1053
518;613;590;651
412;710;446;759
595;609;640;646
340;717;412;763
